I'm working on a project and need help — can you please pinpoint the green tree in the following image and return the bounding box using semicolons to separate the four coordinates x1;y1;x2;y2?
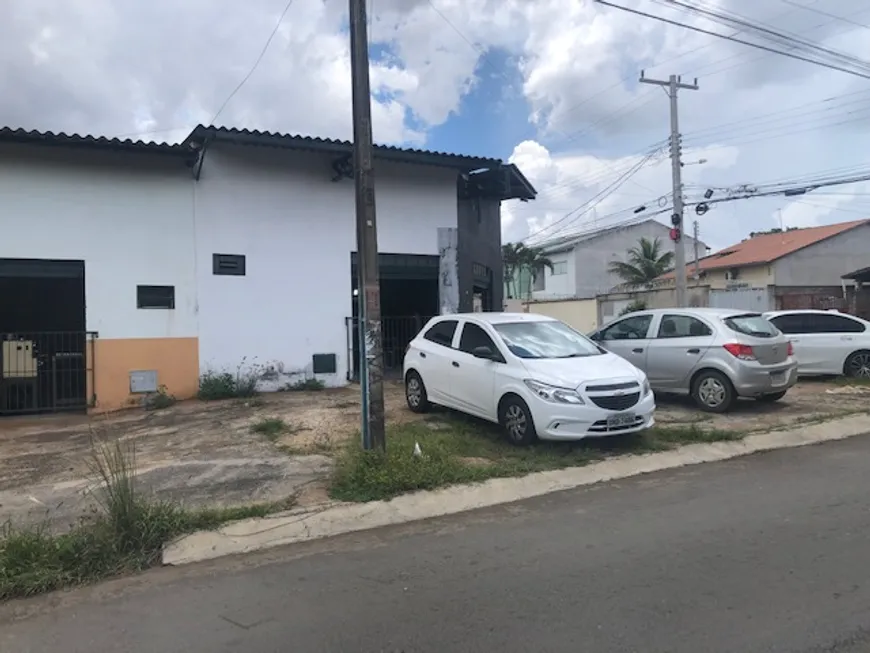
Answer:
502;242;525;299
502;242;554;300
608;236;674;287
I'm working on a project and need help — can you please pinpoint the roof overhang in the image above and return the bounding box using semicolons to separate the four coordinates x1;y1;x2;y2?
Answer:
185;125;536;202
842;266;870;283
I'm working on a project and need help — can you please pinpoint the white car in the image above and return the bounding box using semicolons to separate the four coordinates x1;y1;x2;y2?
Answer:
762;309;870;378
402;312;655;445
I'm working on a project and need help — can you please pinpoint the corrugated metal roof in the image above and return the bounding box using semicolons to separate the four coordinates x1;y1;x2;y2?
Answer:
184;125;502;169
0;127;190;155
0;124;537;200
659;219;870;279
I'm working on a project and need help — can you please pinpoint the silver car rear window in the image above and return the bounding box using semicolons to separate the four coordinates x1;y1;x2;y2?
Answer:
723;314;779;338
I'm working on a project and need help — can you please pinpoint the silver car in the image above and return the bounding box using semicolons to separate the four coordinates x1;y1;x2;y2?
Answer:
588;308;798;413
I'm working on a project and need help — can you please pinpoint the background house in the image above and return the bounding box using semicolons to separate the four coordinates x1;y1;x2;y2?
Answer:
0;125;534;415
525;219;708;301
592;219;870;323
655;219;870;311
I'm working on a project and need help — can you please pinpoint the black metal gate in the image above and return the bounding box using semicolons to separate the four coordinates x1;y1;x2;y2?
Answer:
346;315;431;381
0;331;97;415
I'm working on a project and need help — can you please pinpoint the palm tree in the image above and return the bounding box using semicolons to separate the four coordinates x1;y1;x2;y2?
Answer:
608;236;675;288
522;246;553;299
502;242;524;299
501;243;554;299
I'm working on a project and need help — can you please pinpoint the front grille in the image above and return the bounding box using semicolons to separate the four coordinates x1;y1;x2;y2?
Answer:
590;392;640;411
586;381;640;392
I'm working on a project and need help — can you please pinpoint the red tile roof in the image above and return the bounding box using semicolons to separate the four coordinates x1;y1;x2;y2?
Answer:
661;219;869;279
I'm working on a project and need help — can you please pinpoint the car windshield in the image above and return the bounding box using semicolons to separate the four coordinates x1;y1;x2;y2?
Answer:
493;320;603;359
723;313;779;338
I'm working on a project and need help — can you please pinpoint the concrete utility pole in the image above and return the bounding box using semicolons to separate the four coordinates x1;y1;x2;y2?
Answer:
348;0;385;451
639;72;698;307
693;219;700;279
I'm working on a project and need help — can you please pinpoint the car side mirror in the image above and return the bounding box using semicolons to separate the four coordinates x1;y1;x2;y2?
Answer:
472;346;495;360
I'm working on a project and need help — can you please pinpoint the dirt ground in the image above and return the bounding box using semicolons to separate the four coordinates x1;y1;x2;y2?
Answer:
1;379;867;530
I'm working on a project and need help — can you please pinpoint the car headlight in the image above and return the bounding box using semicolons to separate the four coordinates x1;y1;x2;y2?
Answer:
642;378;652;397
523;379;585;404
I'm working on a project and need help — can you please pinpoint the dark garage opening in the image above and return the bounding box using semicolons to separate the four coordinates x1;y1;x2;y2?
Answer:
348;253;439;380
0;258;93;415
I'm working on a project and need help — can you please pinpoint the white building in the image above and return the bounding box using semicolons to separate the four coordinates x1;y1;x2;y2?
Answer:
0;125;535;414
530;219;709;300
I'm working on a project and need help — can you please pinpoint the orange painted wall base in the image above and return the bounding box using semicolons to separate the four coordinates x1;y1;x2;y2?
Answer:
88;337;199;412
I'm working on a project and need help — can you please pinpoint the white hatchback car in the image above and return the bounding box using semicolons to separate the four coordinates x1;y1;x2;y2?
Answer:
762;309;870;378
402;312;655;446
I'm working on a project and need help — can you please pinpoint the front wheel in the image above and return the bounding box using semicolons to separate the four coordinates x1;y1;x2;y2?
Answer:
757;390;787;402
691;370;736;413
405;371;431;413
498;395;537;446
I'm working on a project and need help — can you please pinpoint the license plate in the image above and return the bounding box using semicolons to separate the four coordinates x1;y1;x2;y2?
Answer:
607;413;636;428
770;371;786;385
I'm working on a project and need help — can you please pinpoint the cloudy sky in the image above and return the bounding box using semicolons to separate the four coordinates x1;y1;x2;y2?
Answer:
5;0;870;251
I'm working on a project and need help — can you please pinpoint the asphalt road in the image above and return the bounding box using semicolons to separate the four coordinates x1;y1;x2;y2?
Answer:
3;437;870;653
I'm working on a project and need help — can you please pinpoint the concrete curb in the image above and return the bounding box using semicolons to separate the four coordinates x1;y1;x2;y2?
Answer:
162;413;870;566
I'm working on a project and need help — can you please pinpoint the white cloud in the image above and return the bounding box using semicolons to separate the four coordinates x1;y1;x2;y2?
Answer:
2;0;870;252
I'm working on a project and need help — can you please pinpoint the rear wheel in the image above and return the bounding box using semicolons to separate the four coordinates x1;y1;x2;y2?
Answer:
691;370;736;413
844;350;870;379
405;371;431;413
498;395;537;446
757;390;787;402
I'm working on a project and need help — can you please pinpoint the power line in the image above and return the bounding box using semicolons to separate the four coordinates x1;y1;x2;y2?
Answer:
210;0;297;124
777;0;870;30
656;0;870;73
111;0;297;141
594;0;870;81
524;151;663;243
553;0;854;147
554;0;816;130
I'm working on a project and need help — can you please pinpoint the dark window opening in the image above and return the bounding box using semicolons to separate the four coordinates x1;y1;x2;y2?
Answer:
459;322;497;353
423;320;458;347
657;314;713;338
213;253;246;276
137;285;175;309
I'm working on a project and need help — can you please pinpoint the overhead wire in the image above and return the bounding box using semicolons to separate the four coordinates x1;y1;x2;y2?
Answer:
594;0;870;80
777;0;870;30
655;0;870;73
524;151;663;243
209;0;297;125
114;0;297;141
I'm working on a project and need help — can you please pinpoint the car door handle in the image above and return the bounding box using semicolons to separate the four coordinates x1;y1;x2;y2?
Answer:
452;361;460;367
841;336;853;341
687;348;700;354
632;348;644;353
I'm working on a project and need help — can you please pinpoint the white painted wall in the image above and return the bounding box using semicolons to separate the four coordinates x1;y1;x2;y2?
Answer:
0;145;197;339
193;145;459;383
532;252;575;300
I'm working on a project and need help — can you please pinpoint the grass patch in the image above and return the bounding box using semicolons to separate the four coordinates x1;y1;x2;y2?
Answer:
282;378;326;392
198;364;259;400
143;385;176;411
329;415;744;503
0;433;295;600
251;417;290;441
